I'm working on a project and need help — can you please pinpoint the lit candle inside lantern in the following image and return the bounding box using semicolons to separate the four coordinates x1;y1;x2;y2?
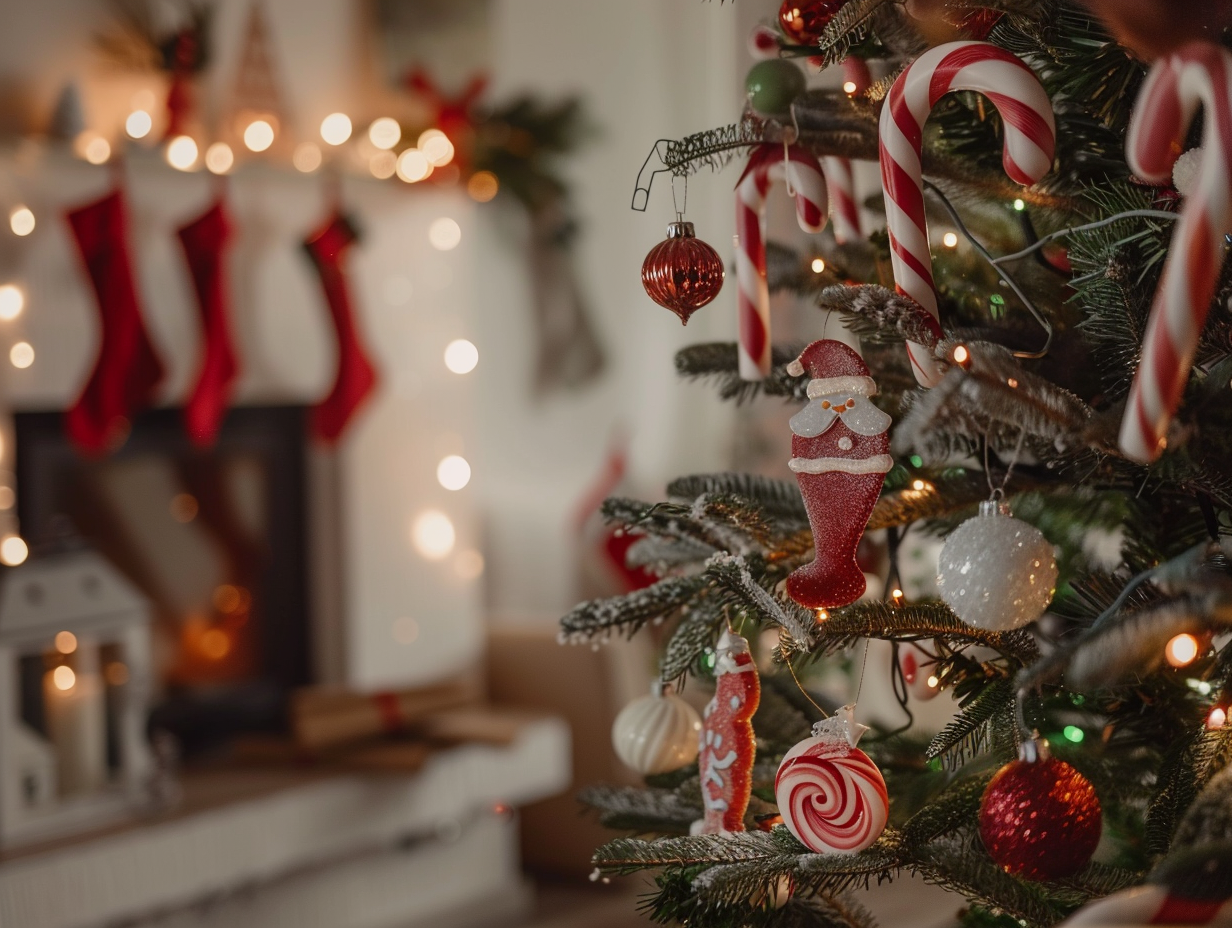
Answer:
43;641;107;795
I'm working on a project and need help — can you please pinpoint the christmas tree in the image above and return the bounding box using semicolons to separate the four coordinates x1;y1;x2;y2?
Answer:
561;3;1232;927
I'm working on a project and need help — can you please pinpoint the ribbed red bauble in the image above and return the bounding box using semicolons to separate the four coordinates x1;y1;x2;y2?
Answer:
979;743;1102;881
641;221;725;325
778;0;850;46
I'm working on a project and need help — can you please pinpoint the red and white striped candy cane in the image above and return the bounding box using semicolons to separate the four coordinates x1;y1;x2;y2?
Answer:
736;144;828;379
1118;42;1232;464
879;41;1055;386
822;57;874;245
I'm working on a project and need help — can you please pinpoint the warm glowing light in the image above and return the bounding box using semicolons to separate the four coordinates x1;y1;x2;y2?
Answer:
952;344;970;365
455;549;485;580
105;662;129;686
2;535;29;566
213;584;244;614
467;171;499;202
396;149;432;183
942;231;958;248
55;631;78;654
0;285;24;321
126;109;153;139
368;117;401;150
429;217;462;251
891;588;904;601
293;142;322;172
166;135;199;170
76;132;111;165
420;131;454;167
412;510;456;560
911;479;926;491
0;487;15;511
843;80;858;94
393;615;419;644
200;628;231;660
205;142;234;174
9;207;35;237
52;665;76;691
811;257;826;273
437;455;472;491
9;342;34;369
170;493;199;523
815;608;829;624
444;339;479;374
1013;198;1026;211
1166;633;1201;667
320;112;353;146
244;119;275;152
926;675;940;689
370;151;397;179
1208;707;1227;730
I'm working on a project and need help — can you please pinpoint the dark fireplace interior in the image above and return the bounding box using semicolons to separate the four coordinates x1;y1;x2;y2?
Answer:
15;406;312;756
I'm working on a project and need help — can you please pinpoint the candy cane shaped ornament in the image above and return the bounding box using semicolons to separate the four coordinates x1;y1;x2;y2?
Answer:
736;144;829;380
822;57;874;245
1118;42;1232;464
879;42;1056;386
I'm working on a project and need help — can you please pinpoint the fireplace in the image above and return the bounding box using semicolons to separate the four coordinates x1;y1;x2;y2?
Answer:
14;407;312;755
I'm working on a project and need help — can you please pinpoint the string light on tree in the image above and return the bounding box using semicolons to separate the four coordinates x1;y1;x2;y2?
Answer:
9;341;34;369
943;231;959;247
243;119;275;152
126;110;153;139
320;112;352;146
437;455;472;491
811;257;826;273
418;129;455;167
1208;707;1227;730
0;285;23;321
412;510;456;560
1165;633;1201;667
429;218;462;251
0;535;28;566
396;149;431;183
9;207;35;237
467;171;499;202
368;117;401;150
166;136;199;171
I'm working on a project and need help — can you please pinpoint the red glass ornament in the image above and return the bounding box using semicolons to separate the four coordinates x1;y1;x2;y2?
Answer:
641;221;725;325
778;0;850;46
979;746;1101;881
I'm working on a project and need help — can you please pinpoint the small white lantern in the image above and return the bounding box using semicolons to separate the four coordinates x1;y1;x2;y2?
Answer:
0;549;154;848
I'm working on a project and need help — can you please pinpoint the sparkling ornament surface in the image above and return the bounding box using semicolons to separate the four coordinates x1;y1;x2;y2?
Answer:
979;752;1101;881
641;221;725;324
775;707;888;854
612;684;702;775
778;0;848;45
937;500;1057;630
745;60;806;117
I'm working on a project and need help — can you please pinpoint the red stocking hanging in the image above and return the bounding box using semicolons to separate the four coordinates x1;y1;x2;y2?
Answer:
178;199;239;447
65;189;166;455
303;212;378;443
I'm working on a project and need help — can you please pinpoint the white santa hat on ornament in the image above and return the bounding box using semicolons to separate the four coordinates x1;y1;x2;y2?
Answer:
787;339;878;400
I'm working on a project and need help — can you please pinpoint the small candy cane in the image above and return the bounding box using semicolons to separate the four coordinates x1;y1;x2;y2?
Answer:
823;57;874;245
1119;42;1232;464
736;143;828;379
879;41;1056;386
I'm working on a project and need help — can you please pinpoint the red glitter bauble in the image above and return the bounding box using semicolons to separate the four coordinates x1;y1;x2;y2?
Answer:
641;221;725;325
979;752;1102;881
778;0;850;46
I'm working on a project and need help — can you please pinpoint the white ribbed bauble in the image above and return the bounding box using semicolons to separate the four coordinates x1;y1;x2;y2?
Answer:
612;684;702;775
937;500;1058;631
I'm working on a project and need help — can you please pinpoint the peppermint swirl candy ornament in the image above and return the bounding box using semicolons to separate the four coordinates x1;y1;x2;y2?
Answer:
775;706;888;854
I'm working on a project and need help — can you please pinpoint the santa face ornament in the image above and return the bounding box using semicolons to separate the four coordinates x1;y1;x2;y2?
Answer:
785;340;892;610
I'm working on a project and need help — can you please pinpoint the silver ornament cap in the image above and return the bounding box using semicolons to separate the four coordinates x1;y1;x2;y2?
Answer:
936;500;1058;631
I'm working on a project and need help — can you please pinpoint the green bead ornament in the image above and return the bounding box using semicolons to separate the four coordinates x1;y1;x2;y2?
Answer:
745;60;805;116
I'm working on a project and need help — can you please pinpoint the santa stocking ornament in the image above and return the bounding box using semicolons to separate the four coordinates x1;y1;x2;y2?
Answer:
302;212;378;443
65;189;166;455
785;340;892;609
178;199;239;447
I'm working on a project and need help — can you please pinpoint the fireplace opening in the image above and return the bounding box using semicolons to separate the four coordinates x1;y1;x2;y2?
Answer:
15;407;313;756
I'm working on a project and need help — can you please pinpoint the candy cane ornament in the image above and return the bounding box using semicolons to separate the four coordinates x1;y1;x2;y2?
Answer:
1118;42;1232;464
736;144;829;380
822;57;874;246
879;42;1056;387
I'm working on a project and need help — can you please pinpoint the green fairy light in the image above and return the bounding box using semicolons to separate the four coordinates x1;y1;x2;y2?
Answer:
989;293;1006;320
1063;725;1085;743
909;454;923;468
1013;198;1025;211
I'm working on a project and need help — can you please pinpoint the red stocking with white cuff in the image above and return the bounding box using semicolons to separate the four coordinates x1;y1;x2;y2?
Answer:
65;189;166;455
303;212;378;443
178;199;239;447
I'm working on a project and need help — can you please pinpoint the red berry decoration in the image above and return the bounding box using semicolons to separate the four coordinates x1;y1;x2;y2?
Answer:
641;221;725;325
778;0;850;46
979;742;1102;882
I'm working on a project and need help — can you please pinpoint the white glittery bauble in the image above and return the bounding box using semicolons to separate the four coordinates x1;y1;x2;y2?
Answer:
936;501;1058;631
1172;147;1203;198
612;685;702;774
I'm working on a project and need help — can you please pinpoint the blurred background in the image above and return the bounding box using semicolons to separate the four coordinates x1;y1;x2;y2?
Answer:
0;3;937;927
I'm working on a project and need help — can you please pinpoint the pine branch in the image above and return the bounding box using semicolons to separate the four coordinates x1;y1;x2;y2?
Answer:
675;343;808;404
1147;726;1232;855
559;574;710;643
925;678;1018;771
867;469;1006;532
705;554;817;649
900;777;991;846
627;535;718;574
668;474;808;525
579;783;702;833
601;497;763;556
661;603;727;683
819;285;942;348
814;0;894;67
